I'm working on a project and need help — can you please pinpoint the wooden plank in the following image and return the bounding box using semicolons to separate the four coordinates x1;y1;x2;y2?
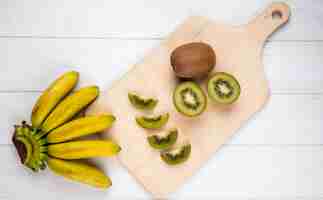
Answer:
0;39;322;92
0;38;156;91
2;145;323;199
1;93;322;145
0;0;322;41
173;144;323;199
265;41;323;93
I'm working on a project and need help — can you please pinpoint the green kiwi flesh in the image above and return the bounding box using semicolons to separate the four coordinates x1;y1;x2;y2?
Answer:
161;144;191;165
136;113;169;129
128;92;158;110
147;129;178;150
173;82;207;117
207;72;240;104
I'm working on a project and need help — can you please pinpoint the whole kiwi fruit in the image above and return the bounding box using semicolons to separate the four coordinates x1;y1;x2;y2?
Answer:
171;42;216;79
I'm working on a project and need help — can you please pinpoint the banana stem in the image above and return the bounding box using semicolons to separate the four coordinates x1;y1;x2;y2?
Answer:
13;121;48;172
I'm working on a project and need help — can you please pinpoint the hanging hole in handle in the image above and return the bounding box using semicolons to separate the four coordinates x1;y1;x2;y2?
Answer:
272;10;283;20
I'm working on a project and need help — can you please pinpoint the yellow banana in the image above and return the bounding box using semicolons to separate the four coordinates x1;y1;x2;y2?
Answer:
47;114;116;143
47;157;111;189
41;86;99;133
48;140;121;159
13;71;122;190
31;71;79;128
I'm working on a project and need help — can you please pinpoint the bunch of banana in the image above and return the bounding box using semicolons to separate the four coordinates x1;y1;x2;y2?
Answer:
12;71;121;189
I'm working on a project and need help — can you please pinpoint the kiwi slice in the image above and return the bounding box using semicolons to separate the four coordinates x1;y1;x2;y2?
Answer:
207;72;241;104
136;113;169;129
147;129;178;150
128;92;158;110
173;82;207;117
161;144;191;165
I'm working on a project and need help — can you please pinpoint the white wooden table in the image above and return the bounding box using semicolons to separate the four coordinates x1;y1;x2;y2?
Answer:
0;0;323;199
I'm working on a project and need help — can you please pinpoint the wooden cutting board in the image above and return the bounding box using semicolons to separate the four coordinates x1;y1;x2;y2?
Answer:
88;2;290;197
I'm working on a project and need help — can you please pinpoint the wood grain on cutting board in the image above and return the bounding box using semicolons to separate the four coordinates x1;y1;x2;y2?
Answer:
88;3;290;197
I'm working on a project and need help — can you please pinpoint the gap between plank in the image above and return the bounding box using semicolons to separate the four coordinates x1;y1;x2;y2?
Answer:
0;35;322;43
0;35;164;40
0;91;322;95
2;143;323;147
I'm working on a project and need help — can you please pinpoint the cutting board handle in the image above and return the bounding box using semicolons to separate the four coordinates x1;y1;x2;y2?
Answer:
246;2;290;42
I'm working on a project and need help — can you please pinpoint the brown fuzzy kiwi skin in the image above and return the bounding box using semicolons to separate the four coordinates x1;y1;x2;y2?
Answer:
171;42;216;79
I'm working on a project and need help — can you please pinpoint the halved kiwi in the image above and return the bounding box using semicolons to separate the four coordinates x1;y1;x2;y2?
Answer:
173;82;207;117
128;92;158;110
160;144;191;165
207;72;240;104
136;113;169;129
147;129;178;150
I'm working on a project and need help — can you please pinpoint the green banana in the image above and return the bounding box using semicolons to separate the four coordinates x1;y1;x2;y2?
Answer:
47;114;116;143
47;157;112;189
31;71;79;129
41;86;99;134
48;140;121;159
